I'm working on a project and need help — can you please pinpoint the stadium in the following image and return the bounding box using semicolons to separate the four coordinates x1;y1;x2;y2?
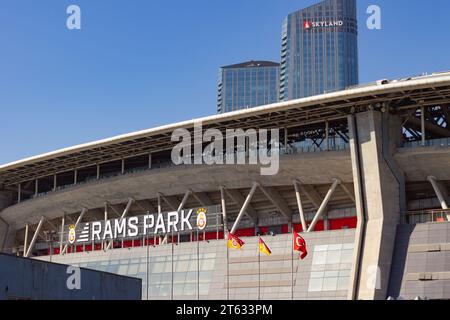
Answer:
1;72;450;300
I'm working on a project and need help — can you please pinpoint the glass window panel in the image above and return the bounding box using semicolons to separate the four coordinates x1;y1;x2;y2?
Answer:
312;250;327;265
174;272;186;283
158;285;171;297
308;278;323;292
199;283;210;295
341;249;354;263
326;250;341;264
176;260;189;272
337;277;349;291
173;284;184;296
322;277;338;291
200;259;215;271
128;264;139;275
183;283;196;296
117;264;128;275
164;262;172;273
324;271;339;278
310;271;324;278
314;245;328;252
152;263;164;273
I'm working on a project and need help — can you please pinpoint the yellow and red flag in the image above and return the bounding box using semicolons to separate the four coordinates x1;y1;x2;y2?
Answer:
258;237;272;256
227;233;245;250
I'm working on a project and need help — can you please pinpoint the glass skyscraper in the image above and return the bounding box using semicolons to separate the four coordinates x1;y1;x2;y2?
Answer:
217;60;280;114
279;0;359;101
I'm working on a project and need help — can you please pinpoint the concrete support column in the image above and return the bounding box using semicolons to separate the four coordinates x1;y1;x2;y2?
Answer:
230;183;258;234
220;187;228;239
427;176;449;210
347;110;402;300
24;224;29;256
427;176;450;221
307;178;340;232
59;216;65;253
293;180;308;232
25;217;45;257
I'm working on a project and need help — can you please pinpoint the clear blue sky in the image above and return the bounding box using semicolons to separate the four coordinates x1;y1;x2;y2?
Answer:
0;0;449;164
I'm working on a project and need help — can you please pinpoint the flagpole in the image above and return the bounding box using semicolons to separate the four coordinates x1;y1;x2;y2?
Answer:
146;234;149;301
226;236;230;300
291;232;294;301
197;229;200;300
258;235;261;301
171;229;174;301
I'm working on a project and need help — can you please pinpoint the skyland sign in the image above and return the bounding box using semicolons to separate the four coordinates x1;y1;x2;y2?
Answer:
68;207;212;244
303;20;344;30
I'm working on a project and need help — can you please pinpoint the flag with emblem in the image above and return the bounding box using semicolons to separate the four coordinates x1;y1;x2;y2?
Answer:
258;237;272;256
293;231;308;260
227;233;245;250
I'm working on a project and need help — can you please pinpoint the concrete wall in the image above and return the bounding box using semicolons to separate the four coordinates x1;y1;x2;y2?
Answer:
348;111;401;300
0;253;141;300
388;222;450;300
36;229;355;300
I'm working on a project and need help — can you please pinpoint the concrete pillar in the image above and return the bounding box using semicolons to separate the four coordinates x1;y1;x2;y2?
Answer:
348;110;401;300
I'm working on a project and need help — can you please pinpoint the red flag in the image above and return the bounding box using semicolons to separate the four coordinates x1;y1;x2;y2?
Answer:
293;232;308;260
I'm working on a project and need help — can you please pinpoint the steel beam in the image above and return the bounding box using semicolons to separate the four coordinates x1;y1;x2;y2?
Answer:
23;224;29;257
258;185;292;221
307;179;341;232
230;182;258;234
340;183;356;203
191;191;214;207
300;185;322;209
220;186;228;239
177;190;191;212
427;176;450;220
61;208;87;254
158;193;179;211
24;217;45;257
59;216;65;253
106;198;134;250
293;180;308;232
224;188;258;224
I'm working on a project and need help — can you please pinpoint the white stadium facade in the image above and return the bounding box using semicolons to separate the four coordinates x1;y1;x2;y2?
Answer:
1;72;450;300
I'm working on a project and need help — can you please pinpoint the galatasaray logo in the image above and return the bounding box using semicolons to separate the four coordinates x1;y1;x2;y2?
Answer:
68;225;76;244
196;208;207;231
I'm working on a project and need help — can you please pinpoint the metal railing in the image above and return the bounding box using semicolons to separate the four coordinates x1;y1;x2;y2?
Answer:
402;209;450;225
401;137;450;149
20;141;349;203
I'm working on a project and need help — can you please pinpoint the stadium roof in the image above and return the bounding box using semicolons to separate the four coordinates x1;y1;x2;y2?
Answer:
1;72;450;186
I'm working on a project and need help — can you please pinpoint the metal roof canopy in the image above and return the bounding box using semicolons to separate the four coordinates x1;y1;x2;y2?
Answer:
1;73;450;187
